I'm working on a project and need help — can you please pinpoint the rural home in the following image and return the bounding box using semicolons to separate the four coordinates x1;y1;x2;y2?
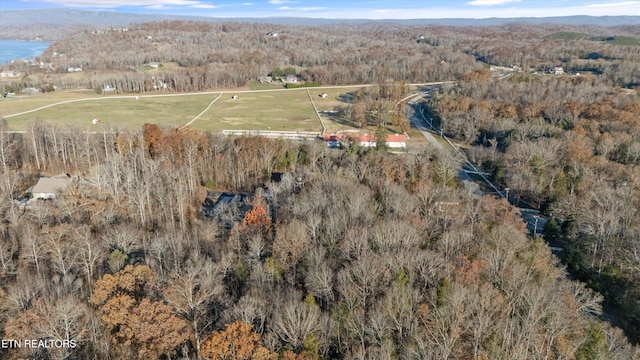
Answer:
553;66;564;75
30;174;71;200
323;134;343;148
357;134;377;147
385;134;408;148
324;133;407;148
284;75;298;83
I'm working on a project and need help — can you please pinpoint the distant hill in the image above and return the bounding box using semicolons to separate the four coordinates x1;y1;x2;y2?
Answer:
1;8;640;40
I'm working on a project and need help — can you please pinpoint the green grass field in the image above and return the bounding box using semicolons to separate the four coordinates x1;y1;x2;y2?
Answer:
2;93;215;131
597;36;640;46
545;32;639;46
0;90;97;117
0;86;420;140
1;88;329;132
189;89;321;132
546;32;588;40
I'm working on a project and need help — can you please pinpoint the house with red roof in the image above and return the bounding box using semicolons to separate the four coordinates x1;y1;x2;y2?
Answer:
322;132;407;149
385;134;407;148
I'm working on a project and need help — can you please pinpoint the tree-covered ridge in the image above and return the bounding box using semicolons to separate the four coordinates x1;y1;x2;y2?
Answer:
5;21;640;96
0;122;637;359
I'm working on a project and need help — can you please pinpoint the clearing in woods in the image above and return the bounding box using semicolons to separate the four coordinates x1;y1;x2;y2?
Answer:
0;86;416;138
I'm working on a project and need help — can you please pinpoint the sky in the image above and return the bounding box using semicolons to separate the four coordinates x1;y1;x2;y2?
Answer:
2;0;640;19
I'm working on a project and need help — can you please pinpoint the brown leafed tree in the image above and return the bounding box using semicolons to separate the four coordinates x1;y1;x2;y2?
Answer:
200;321;276;360
89;264;155;305
142;123;166;158
89;265;189;359
242;201;272;235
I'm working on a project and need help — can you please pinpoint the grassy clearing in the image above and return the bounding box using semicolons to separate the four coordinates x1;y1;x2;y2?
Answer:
598;36;640;46
546;32;589;40
546;32;640;46
3;93;215;131
188;89;321;132
0;90;97;117
1;85;425;141
311;88;353;112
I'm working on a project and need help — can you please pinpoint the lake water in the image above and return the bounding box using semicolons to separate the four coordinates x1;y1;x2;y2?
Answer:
0;40;52;64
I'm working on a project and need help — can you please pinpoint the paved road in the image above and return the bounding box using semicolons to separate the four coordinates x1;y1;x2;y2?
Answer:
407;93;444;150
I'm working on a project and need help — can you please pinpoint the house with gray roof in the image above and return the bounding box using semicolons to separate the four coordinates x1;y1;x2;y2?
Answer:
31;174;71;200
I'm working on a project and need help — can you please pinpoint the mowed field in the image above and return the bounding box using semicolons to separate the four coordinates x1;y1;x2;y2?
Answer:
188;89;321;132
0;88;347;132
0;86;423;139
1;93;219;131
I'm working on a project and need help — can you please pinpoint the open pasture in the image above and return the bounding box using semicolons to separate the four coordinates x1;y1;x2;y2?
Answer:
164;89;323;132
0;89;97;118
0;86;399;134
2;93;215;131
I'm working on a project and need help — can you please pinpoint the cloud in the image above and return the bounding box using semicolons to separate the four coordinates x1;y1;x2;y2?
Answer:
269;0;293;4
278;6;326;11
585;1;640;7
191;3;221;8
466;0;521;5
37;0;205;8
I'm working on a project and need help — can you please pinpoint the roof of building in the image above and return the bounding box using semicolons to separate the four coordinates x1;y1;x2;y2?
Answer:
323;132;407;145
386;134;407;142
323;134;343;142
358;134;377;143
31;174;71;195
